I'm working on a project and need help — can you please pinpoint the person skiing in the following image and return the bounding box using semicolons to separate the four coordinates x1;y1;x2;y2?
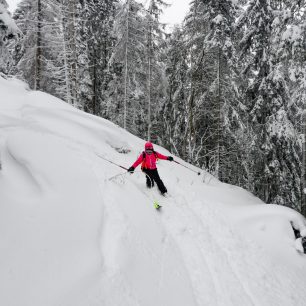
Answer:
128;142;173;195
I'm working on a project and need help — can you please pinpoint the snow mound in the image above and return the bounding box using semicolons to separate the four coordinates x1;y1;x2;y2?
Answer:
0;77;306;306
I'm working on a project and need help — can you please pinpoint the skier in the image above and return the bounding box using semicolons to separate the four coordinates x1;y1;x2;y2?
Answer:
128;142;173;195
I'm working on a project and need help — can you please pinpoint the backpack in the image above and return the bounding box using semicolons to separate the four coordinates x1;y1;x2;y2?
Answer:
141;151;158;170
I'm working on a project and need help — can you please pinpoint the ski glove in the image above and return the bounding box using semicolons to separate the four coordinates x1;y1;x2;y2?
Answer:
167;156;174;161
128;166;135;173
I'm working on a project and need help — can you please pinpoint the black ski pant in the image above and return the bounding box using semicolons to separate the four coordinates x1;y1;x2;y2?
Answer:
143;168;167;194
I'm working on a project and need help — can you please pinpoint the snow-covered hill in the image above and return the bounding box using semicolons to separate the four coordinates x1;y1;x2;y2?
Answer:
1;77;306;306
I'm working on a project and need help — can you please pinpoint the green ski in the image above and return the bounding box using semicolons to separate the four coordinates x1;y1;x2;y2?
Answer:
153;200;162;210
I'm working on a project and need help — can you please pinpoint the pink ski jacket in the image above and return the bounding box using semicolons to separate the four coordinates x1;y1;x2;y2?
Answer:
132;151;168;170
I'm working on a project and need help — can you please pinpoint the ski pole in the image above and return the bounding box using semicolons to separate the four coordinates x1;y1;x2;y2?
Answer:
174;160;201;175
95;153;128;171
108;170;145;181
108;172;128;181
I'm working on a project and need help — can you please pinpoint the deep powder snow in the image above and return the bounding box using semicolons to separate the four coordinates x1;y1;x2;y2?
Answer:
0;77;306;306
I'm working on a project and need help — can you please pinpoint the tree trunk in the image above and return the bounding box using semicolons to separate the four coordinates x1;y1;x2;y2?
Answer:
60;0;71;103
92;49;97;114
34;0;42;91
64;0;78;106
216;46;221;180
147;6;152;141
187;85;195;162
124;0;130;130
302;103;306;216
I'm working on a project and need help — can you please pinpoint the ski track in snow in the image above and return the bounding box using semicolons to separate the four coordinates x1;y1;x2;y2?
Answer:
1;122;306;306
1;77;306;306
159;194;255;306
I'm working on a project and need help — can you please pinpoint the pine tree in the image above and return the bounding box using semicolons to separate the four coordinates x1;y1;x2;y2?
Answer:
74;0;93;110
275;0;306;214
162;26;189;157
84;0;118;115
145;0;168;141
0;0;19;75
12;0;67;99
107;0;147;136
61;0;79;105
237;0;304;209
183;0;245;183
13;0;40;89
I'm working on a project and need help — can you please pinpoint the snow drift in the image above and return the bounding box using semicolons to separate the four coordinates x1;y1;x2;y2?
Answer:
0;77;306;306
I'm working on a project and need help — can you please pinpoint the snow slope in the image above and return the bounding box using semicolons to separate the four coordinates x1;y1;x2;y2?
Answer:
0;77;306;306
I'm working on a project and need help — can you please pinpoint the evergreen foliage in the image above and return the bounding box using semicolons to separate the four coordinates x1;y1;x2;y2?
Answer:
237;0;305;209
0;0;18;74
107;0;147;136
180;0;246;185
162;26;189;158
12;0;67;98
83;0;118;115
145;0;168;142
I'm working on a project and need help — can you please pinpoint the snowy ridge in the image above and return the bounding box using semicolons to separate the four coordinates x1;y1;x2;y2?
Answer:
0;77;306;306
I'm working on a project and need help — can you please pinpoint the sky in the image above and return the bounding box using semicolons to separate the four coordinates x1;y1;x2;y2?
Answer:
5;0;18;12
6;0;191;26
160;0;191;25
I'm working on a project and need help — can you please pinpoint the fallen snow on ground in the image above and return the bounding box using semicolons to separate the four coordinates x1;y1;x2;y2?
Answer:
0;77;306;306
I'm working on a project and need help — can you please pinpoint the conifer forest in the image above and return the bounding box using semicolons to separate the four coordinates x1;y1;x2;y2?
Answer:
1;0;306;216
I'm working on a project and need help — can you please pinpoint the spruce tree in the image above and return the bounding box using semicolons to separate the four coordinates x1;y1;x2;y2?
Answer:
0;0;19;75
84;0;118;115
237;0;304;209
162;26;189;157
145;0;168;141
107;0;147;136
184;0;245;183
275;0;306;214
12;0;67;99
